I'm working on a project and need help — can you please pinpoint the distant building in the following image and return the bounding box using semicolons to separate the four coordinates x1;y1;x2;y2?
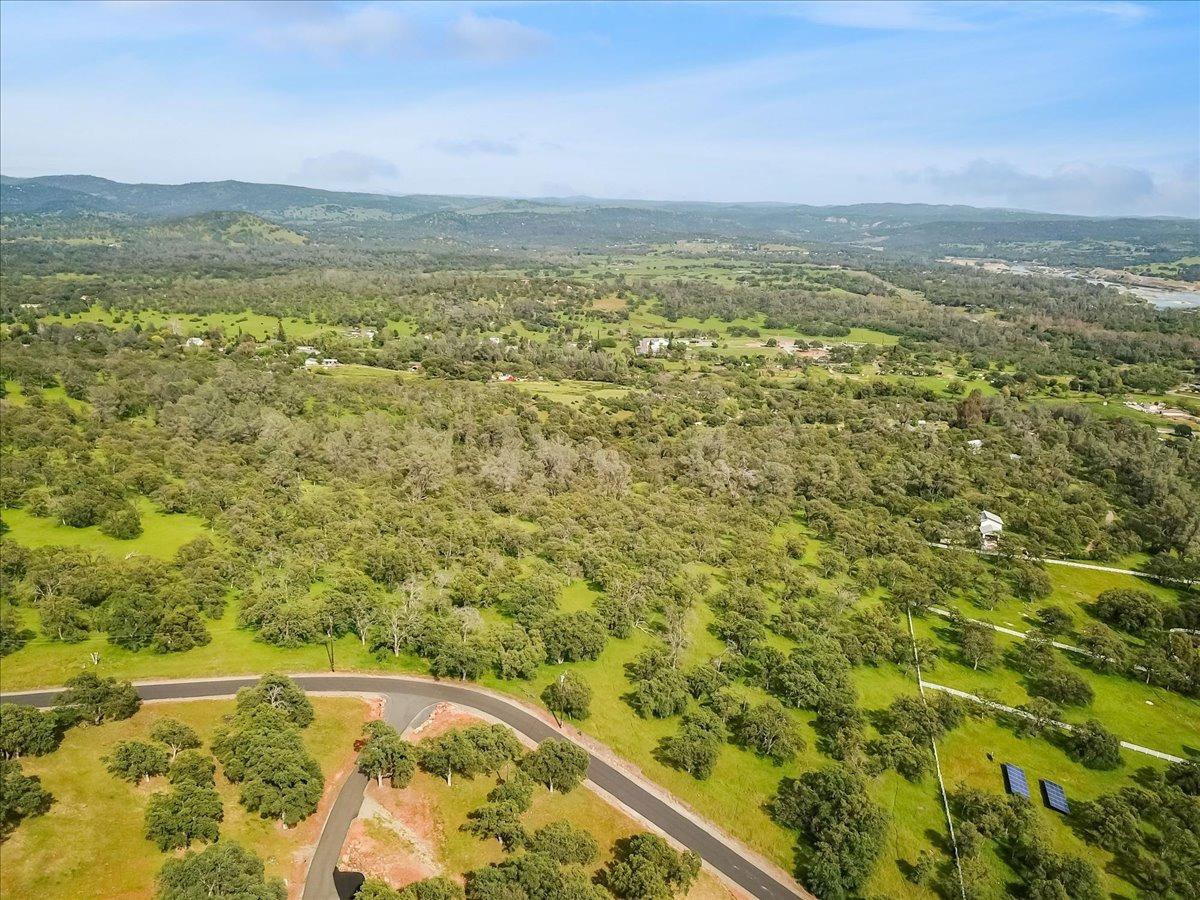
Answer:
980;510;1003;549
184;337;206;348
345;328;376;341
303;358;319;368
636;337;670;356
295;345;319;356
320;358;340;368
493;372;517;382
966;438;984;452
487;336;502;345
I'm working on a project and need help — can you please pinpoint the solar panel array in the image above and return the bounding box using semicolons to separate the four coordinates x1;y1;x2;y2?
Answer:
1001;763;1030;799
1040;779;1070;814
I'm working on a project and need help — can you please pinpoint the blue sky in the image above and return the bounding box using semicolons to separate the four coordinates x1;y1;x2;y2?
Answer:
1;0;1197;215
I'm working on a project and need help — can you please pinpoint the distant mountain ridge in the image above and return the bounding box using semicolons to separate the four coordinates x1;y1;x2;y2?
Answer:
2;174;1195;263
0;173;1087;221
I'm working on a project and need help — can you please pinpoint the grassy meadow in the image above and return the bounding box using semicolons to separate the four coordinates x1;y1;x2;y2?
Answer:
0;697;368;899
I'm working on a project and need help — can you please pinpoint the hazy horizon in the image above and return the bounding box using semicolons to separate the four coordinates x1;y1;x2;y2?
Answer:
7;170;1199;220
2;1;1198;217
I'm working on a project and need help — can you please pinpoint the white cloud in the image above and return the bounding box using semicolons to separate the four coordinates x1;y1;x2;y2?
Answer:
434;138;519;156
781;0;1149;32
257;4;412;59
449;12;549;63
296;151;398;184
913;159;1197;216
788;1;973;32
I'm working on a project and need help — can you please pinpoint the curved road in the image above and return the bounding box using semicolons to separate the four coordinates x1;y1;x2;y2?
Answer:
2;674;806;900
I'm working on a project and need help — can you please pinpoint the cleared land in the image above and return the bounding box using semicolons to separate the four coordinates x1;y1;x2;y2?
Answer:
343;705;732;898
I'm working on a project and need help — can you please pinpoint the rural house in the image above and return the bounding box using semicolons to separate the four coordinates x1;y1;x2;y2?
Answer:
979;510;1004;549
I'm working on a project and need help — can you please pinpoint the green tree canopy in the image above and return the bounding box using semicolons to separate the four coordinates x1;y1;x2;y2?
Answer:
106;740;171;784
156;841;285;900
520;739;589;794
55;672;140;725
602;832;701;900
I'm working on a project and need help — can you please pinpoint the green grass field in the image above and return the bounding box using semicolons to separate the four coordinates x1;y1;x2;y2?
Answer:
0;697;368;899
617;308;898;347
494;379;631;407
943;562;1181;633
1128;256;1200;279
1;499;210;560
914;615;1199;758
37;304;421;343
398;751;730;898
41;305;332;341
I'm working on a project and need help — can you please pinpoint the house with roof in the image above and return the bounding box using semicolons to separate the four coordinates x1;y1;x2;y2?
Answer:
636;337;670;356
979;510;1003;549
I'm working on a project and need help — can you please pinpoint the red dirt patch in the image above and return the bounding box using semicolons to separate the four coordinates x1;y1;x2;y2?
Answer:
364;695;385;723
339;807;440;889
363;780;441;851
407;703;486;741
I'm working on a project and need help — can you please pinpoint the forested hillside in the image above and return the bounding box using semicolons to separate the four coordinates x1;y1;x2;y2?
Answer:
4;174;1196;264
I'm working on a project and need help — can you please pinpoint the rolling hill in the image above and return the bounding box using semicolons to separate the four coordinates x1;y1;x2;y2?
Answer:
2;174;1195;263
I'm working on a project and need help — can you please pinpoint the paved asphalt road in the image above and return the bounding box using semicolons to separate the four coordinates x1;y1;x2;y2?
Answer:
3;675;806;900
304;695;438;900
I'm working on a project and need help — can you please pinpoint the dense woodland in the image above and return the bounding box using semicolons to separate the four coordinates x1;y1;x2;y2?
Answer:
1;213;1198;900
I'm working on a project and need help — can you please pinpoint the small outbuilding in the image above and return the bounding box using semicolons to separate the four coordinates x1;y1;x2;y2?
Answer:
979;510;1003;549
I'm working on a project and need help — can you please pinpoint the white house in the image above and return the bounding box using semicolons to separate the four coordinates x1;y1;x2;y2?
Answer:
636;337;670;356
966;439;984;452
320;358;340;368
303;358;319;368
979;510;1004;549
295;345;319;356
